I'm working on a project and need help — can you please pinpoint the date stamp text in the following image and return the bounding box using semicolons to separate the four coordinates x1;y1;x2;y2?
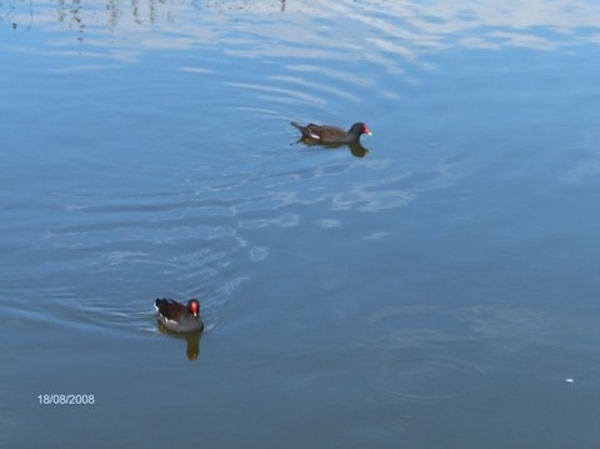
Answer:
38;394;95;405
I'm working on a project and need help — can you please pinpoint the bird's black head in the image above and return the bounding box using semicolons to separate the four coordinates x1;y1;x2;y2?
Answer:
350;122;372;137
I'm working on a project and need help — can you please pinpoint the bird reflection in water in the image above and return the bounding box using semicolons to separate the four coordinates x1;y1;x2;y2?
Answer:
294;138;371;158
157;321;203;361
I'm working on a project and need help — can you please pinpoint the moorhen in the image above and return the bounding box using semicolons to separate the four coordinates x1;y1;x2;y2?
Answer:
154;298;204;333
291;121;372;144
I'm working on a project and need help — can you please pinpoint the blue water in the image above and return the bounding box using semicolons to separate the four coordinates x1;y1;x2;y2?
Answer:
1;1;599;447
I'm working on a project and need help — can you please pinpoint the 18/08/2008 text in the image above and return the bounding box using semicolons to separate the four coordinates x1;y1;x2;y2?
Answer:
38;394;95;405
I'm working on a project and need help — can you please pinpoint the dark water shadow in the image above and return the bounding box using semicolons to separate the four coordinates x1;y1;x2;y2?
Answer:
293;138;371;158
157;321;203;361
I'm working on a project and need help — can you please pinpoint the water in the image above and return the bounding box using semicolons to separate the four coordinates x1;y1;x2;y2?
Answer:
1;1;599;447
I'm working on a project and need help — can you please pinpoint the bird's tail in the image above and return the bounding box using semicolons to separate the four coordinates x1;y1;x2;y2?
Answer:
290;121;304;131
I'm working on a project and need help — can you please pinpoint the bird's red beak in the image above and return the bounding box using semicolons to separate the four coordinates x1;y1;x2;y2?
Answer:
364;125;372;136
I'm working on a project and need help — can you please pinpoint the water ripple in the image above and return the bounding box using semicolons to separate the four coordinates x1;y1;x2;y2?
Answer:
371;353;486;403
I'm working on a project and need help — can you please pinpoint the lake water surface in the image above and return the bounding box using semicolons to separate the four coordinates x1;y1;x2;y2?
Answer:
1;1;599;447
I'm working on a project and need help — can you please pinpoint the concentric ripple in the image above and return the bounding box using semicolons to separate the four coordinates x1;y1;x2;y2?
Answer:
371;353;486;403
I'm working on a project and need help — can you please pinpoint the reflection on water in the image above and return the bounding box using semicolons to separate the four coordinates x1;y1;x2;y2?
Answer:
157;321;203;361
293;139;371;158
3;0;600;57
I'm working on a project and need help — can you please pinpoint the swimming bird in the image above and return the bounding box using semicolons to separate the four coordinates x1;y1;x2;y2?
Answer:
154;298;204;333
290;121;372;144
